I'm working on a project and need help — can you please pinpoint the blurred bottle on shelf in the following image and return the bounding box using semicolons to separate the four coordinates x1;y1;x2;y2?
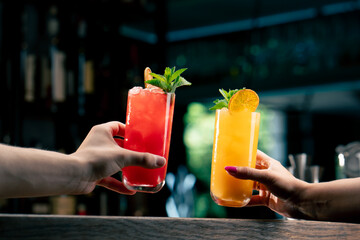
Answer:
51;195;76;215
336;142;360;179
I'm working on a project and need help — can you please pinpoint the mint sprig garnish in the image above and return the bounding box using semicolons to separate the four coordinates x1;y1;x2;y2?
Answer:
209;88;239;110
146;67;191;93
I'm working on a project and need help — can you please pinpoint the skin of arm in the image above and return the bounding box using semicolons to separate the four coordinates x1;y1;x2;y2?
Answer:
225;150;360;223
0;121;165;198
300;178;360;222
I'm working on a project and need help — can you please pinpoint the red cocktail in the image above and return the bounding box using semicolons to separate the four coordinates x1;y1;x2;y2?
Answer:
122;86;175;193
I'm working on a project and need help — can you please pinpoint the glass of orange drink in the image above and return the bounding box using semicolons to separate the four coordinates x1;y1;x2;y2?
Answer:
210;88;260;207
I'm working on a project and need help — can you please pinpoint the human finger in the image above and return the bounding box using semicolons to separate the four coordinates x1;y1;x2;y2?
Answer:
120;150;166;169
253;181;266;191
114;137;124;148
98;121;125;137
97;177;136;195
225;166;272;186
245;195;266;207
256;150;271;169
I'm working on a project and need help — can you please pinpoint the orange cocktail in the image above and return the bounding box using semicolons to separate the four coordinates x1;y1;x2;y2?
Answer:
211;109;260;207
210;88;260;207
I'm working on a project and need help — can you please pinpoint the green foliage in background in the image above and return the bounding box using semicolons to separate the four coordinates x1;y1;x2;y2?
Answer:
257;104;277;153
184;103;214;185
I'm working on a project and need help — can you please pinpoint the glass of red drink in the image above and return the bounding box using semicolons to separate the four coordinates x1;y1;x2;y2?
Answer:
122;86;175;193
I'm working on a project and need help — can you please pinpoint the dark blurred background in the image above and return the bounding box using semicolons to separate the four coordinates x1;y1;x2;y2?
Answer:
1;0;360;219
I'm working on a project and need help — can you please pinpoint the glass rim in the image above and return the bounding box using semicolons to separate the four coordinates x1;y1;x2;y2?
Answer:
215;108;260;115
128;87;176;96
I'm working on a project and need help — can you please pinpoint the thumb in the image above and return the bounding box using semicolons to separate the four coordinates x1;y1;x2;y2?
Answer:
120;149;166;169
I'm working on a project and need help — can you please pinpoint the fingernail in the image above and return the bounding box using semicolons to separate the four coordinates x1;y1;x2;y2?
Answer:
156;158;166;167
225;166;237;175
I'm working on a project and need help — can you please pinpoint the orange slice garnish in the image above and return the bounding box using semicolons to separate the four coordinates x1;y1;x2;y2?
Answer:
144;67;153;88
144;67;161;90
228;89;259;112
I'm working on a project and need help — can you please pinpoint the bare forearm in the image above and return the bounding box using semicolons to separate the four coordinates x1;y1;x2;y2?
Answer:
298;178;360;222
0;144;84;198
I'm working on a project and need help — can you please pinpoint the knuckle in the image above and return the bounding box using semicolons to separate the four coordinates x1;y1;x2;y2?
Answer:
130;152;151;167
141;153;154;167
90;124;102;133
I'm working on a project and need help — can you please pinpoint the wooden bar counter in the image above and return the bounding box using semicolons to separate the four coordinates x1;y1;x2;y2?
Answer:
0;214;360;239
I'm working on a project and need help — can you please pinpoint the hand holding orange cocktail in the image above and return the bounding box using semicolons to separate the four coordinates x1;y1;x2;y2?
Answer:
210;88;260;207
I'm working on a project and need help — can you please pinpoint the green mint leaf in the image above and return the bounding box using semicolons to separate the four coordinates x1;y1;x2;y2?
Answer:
164;67;172;83
145;79;170;92
170;68;188;82
147;66;191;93
228;89;239;99
209;88;240;110
149;72;167;82
170;78;181;93
179;76;191;86
165;67;172;75
219;89;229;102
170;76;192;93
209;99;228;110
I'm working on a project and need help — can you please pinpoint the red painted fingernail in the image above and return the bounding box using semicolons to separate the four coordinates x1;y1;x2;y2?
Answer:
225;166;237;174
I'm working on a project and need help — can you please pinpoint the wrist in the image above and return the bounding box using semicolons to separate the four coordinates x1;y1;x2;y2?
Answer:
67;153;96;195
289;180;318;220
